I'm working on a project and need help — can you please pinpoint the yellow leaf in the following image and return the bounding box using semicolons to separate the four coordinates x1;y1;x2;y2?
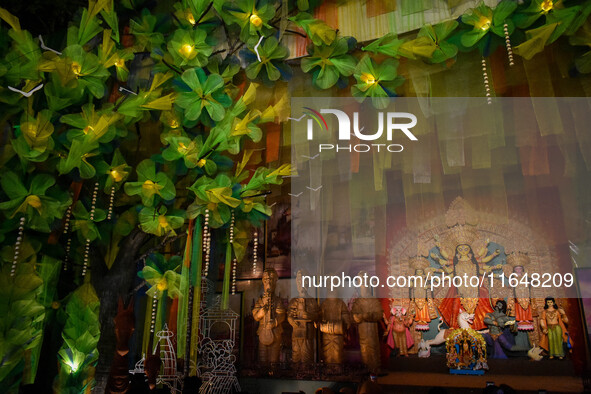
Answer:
514;23;558;60
22;113;54;152
236;149;256;177
242;83;259;106
142;93;176;110
150;72;174;92
0;7;20;31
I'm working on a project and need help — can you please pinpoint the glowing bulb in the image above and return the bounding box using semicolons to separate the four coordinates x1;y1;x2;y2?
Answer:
71;62;82;76
197;158;207;167
115;59;125;68
66;361;79;373
187;12;196;25
180;44;194;57
250;13;262;27
541;0;553;12
360;72;376;85
476;16;491;31
157;277;168;291
110;169;124;182
178;142;189;154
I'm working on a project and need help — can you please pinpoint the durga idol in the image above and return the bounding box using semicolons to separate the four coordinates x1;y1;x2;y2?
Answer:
430;225;502;330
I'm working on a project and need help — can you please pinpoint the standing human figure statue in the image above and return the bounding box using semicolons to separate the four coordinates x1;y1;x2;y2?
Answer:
252;268;286;365
288;270;320;365
504;252;535;331
539;297;569;359
383;304;414;357
483;300;517;358
319;287;351;367
408;256;437;331
351;272;383;373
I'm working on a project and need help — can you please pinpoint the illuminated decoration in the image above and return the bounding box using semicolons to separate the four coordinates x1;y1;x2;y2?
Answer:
504;23;515;66
187;12;196;26
63;205;73;271
481;57;492;105
115;58;125;68
360;72;377;85
82;182;99;278
250;13;262;28
71;62;82;77
10;216;26;277
180;43;195;58
150;291;158;333
107;186;115;220
446;328;488;374
203;209;211;276
83;125;94;134
541;0;553;13
476;16;491;31
252;229;258;275
230;212;236;295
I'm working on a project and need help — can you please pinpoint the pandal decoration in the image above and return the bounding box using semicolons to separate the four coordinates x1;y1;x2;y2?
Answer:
446;328;488;375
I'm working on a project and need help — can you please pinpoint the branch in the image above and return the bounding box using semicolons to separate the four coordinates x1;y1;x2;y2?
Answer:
196;2;214;25
162;59;182;75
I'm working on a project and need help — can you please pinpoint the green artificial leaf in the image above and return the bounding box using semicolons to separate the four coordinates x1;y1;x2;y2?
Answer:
139;206;185;236
513;23;558;60
362;33;406;58
70;200;106;242
245;36;291;82
175;68;231;124
138;254;182;299
223;0;275;42
289;12;336;46
167;28;213;67
129;8;165;52
124;159;176;206
351;55;405;109
460;1;516;49
301;37;357;89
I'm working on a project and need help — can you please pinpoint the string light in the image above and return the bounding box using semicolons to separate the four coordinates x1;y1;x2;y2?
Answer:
481;57;492;105
230;212;236;295
202;209;210;277
11;216;26;278
82;182;99;278
63;205;72;271
252;230;258;275
504;23;514;67
150;291;158;333
107;186;115;220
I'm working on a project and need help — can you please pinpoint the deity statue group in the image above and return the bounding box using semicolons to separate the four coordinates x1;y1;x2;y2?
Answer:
251;199;572;373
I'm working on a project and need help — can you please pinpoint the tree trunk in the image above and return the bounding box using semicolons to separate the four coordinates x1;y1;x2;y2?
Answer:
92;228;151;392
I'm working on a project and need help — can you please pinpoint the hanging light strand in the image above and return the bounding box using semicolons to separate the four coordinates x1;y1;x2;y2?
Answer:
202;209;210;277
504;23;514;66
11;216;26;278
63;205;73;271
482;57;492;105
82;182;99;278
230;212;236;295
107;186;115;220
150;291;158;333
252;229;259;275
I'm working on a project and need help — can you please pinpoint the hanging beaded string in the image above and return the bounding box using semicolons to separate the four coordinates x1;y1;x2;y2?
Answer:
150;291;158;333
481;57;492;105
82;182;99;278
503;23;514;67
10;216;26;278
107;186;115;220
252;229;259;275
202;209;210;277
62;205;73;271
230;212;236;295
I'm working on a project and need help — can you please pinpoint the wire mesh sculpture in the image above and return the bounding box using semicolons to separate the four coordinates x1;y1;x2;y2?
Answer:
197;295;241;393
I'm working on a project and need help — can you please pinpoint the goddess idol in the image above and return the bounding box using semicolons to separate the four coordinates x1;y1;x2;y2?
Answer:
429;200;503;330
